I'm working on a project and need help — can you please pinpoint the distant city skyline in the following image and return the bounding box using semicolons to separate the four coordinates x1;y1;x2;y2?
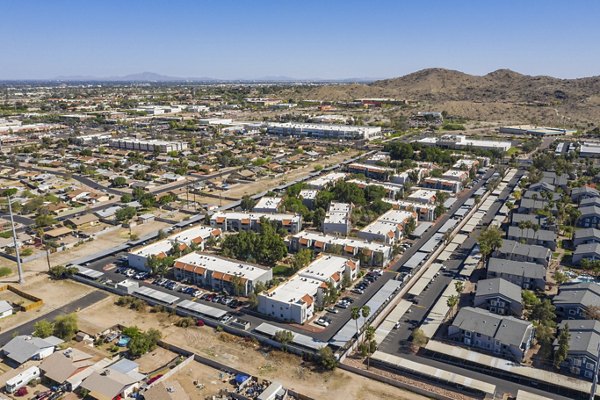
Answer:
2;0;599;80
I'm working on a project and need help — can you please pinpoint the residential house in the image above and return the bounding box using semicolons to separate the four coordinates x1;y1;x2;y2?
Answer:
553;283;600;320
486;257;546;290
474;278;523;316
1;335;63;366
65;214;100;230
448;307;535;362
80;358;146;400
39;348;95;389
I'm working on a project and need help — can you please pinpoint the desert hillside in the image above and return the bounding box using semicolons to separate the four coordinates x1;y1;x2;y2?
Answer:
282;68;600;126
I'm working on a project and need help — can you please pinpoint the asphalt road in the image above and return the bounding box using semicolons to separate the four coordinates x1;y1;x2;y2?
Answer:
0;290;108;346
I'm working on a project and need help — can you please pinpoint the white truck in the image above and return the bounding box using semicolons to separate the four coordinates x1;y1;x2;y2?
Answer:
5;366;40;393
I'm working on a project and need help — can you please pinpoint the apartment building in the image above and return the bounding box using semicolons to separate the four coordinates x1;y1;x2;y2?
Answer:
210;211;302;234
128;226;222;271
357;209;416;245
257;255;358;323
173;253;273;296
323;202;352;236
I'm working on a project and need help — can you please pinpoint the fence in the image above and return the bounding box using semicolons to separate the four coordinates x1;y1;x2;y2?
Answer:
0;284;44;311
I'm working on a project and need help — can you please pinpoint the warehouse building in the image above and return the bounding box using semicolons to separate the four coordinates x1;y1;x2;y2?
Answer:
266;122;381;140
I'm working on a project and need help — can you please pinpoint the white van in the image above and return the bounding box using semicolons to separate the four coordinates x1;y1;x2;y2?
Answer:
5;366;40;393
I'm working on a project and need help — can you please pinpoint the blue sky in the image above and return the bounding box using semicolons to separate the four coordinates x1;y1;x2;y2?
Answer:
1;0;599;79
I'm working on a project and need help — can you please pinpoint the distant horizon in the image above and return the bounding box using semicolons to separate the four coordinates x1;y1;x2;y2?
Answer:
2;67;599;83
2;1;600;80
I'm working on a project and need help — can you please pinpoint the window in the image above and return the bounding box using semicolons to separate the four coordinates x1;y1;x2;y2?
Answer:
585;371;593;379
569;309;576;315
574;358;582;367
587;362;595;370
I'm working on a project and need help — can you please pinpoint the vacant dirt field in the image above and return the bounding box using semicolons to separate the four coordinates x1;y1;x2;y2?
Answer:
78;295;427;400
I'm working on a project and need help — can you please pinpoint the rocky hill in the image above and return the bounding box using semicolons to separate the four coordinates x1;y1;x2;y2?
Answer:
286;68;600;126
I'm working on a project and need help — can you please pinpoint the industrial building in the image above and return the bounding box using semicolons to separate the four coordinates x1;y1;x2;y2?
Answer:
499;125;576;136
266;122;382;140
417;135;512;152
109;138;188;153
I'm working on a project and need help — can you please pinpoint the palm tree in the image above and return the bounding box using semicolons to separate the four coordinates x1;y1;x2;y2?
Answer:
351;306;360;340
361;305;371;324
364;325;376;370
446;295;459;318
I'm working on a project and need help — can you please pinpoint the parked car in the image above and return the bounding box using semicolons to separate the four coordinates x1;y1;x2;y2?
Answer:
352;288;364;295
220;314;233;324
315;317;330;327
325;307;339;314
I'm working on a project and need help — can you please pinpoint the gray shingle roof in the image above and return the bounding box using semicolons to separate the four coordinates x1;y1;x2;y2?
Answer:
452;307;532;348
487;257;546;279
507;226;557;242
574;242;600;258
497;239;551;261
553;283;600;308
573;228;600;242
1;335;63;364
475;278;522;304
557;320;600;359
578;205;600;219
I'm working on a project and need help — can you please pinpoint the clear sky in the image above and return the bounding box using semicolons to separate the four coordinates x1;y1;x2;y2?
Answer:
1;0;599;80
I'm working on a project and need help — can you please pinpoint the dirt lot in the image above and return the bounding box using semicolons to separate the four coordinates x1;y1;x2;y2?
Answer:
0;275;93;332
163;358;238;399
78;295;427;400
219;149;361;200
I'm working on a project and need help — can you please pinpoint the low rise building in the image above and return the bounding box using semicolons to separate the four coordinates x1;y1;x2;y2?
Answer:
441;169;469;183
577;205;600;229
573;243;600;265
347;179;404;199
266;122;382;140
486;257;546;290
554;283;600;320
407;189;437;205
347;163;394;181
474;278;523;316
357;209;416;245
128;226;222;271
290;230;391;266
506;226;557;250
173;253;273;296
448;307;534;362
210;211;302;234
417;134;512;152
573;228;600;247
253;196;283;213
421;177;462;193
383;199;436;221
323;202;352;236
555;320;600;380
1;335;64;366
258;255;358;323
493;239;552;267
109;138;188;153
306;172;347;190
499;125;575;136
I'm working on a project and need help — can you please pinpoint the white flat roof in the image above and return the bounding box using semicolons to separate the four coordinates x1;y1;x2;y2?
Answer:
130;226;217;258
266;275;322;304
175;252;271;281
253;196;282;211
307;172;347;189
299;255;351;282
212;211;300;222
294;230;391;253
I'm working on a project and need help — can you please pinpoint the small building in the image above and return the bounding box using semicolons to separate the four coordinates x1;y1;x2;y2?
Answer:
137;213;155;224
573;228;600;247
448;307;534;362
577;205;600;229
65;214;100;230
1;335;63;365
0;300;13;319
474;278;523;316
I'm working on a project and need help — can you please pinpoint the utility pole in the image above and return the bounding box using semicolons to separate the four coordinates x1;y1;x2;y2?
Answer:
7;194;24;284
590;343;600;400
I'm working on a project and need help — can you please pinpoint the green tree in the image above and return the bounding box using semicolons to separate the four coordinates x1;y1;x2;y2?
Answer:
49;265;78;279
33;319;54;338
446;295;459;317
351;306;361;340
404;217;416;236
53;313;78;339
554;324;570;369
240;195;257;211
116;206;137;223
35;214;56;228
292;249;313;272
274;330;294;346
318;346;338;370
364;325;377;369
411;328;428;352
478;226;503;262
112;176;127;187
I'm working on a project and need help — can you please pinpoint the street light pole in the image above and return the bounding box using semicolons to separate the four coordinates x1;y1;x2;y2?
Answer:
7;195;24;284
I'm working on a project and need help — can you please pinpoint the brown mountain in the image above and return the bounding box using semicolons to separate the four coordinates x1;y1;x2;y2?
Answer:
286;68;600;125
